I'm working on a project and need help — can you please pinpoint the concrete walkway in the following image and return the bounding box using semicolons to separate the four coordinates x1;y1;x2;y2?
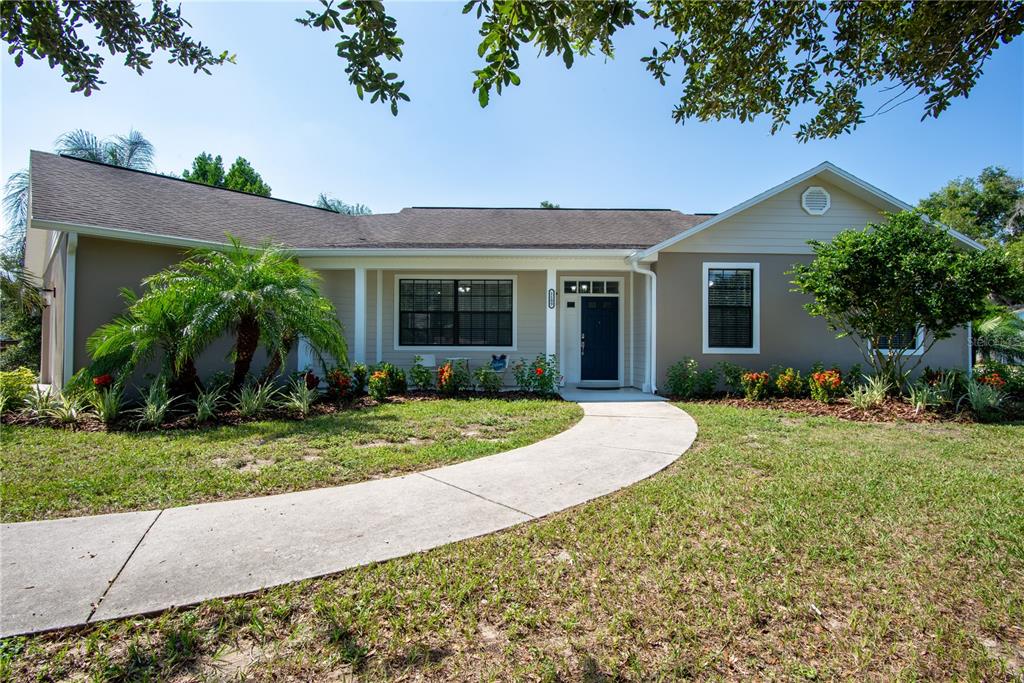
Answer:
0;401;697;637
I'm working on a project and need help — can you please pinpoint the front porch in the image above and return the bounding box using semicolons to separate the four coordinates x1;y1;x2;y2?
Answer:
295;257;659;392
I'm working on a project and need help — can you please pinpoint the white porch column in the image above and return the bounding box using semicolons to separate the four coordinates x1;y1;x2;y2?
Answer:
62;232;78;387
545;268;557;358
375;270;383;364
353;266;367;364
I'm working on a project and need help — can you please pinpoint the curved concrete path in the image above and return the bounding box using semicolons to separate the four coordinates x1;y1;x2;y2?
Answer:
0;401;696;637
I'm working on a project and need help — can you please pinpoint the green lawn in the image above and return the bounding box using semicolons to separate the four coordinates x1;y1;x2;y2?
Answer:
0;398;582;523
3;404;1022;681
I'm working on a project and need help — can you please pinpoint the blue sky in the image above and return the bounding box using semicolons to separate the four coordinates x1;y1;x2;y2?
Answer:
2;1;1022;234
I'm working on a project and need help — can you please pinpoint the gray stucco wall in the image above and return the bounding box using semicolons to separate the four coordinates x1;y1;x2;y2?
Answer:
654;251;970;387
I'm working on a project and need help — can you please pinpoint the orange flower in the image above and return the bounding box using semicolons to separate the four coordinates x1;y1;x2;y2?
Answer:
535;367;544;376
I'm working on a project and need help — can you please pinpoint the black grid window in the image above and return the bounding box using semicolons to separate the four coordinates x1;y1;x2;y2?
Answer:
707;268;754;348
878;328;919;350
399;279;513;346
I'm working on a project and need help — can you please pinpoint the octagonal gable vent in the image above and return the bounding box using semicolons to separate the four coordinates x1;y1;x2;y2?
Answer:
801;186;831;215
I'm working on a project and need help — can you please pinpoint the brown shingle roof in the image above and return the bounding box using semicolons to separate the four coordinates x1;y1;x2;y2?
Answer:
29;151;707;250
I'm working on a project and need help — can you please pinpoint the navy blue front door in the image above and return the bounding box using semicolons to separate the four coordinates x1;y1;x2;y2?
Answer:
581;296;618;381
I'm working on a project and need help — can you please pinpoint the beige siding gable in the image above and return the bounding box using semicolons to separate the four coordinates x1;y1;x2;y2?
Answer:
666;179;889;254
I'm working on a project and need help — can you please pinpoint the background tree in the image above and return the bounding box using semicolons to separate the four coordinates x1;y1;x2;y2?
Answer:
539;200;560;209
790;211;1016;388
315;193;372;215
6;2;1021;141
182;153;271;197
149;237;346;391
1;128;156;371
918;166;1024;243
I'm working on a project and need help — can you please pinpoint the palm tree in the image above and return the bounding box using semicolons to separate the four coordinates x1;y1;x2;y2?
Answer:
152;237;347;391
315;193;372;216
87;286;202;396
2;129;155;251
0;251;42;312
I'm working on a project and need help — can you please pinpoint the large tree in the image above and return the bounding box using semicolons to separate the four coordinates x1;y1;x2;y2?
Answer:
790;211;1016;387
918;166;1024;243
182;153;271;197
4;2;1021;141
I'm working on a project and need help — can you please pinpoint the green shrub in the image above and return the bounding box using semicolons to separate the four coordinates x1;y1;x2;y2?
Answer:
283;377;318;418
907;381;942;413
958;380;1006;420
23;385;55;420
0;367;36;412
473;365;504;393
808;369;843;403
512;354;559;394
716;362;745;396
135;378;179;428
351;363;369;395
234;382;276;418
47;392;86;426
773;367;806;398
974;362;1023;398
193;382;226;422
409;356;435;391
740;371;771;401
90;383;125;425
849;375;889;410
665;358;717;398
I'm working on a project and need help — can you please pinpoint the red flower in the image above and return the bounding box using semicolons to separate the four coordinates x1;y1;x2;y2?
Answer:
535;367;544;376
93;374;113;388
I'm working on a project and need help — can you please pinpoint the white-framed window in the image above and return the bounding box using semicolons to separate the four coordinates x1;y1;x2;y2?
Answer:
872;327;926;356
393;274;517;350
702;262;760;354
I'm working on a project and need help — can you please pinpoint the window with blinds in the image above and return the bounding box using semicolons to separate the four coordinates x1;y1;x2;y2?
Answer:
877;328;919;350
707;268;754;348
398;279;513;347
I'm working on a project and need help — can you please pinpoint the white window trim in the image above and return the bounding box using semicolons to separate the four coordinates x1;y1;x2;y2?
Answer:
393;273;518;351
870;327;927;356
702;261;760;355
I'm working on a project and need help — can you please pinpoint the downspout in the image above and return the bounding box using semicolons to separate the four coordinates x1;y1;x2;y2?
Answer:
629;254;657;394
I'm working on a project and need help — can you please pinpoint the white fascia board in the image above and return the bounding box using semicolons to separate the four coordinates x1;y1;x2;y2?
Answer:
640;161;984;258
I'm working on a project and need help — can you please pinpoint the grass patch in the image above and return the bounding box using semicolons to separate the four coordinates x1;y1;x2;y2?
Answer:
0;398;581;522
3;404;1022;680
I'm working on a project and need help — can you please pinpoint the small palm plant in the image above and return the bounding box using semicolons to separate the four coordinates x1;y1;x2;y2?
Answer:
134;378;178;430
235;382;278;418
193;382;227;423
282;377;318;419
47;393;86;426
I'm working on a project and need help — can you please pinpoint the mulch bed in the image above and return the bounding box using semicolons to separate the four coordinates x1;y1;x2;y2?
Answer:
1;390;562;433
680;396;978;424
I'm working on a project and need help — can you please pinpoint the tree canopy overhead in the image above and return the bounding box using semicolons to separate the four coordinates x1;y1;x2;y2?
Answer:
4;1;1021;140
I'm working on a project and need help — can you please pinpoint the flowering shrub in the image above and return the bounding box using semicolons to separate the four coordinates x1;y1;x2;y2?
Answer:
369;362;407;396
92;373;114;389
473;365;504;393
435;360;470;396
665;358;717;398
303;370;320;391
977;371;1007;390
325;367;352;400
513;354;559;394
740;371;771;401
368;370;390;402
809;369;843;403
773;367;806;398
409;356;435;391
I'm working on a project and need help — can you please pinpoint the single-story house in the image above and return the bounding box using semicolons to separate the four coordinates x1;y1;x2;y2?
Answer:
24;151;982;393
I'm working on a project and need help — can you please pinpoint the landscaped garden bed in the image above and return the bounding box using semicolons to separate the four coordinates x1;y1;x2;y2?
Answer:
4;403;1021;680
